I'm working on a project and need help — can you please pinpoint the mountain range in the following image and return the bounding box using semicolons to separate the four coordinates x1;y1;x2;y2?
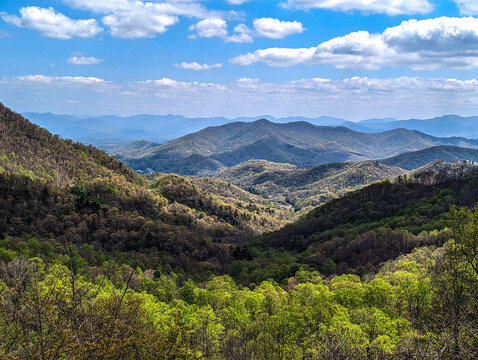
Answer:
0;103;293;274
6;101;478;285
346;115;478;138
211;145;478;212
24;112;345;147
114;119;478;175
5;103;478;358
25;112;478;150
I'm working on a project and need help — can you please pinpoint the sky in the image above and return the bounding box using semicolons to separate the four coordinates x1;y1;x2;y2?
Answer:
1;0;478;120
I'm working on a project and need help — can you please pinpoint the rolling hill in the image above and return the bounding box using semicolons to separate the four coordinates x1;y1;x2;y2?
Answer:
117;119;478;175
214;160;405;212
212;146;478;212
257;160;478;274
379;145;478;170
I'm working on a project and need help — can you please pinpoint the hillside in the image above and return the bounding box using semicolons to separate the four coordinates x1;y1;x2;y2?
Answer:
214;159;405;212
255;161;478;275
0;104;289;275
117;119;478;175
380;145;478;170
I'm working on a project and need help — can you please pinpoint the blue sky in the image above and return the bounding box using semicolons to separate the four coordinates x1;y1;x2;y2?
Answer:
1;0;478;120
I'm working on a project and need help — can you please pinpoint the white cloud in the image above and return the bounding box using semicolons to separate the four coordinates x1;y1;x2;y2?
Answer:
281;0;433;15
226;0;250;4
188;18;228;38
142;78;191;87
189;17;303;43
454;0;478;15
15;74;109;85
131;76;478;119
0;6;102;39
253;18;304;39
67;56;104;65
102;10;178;38
232;16;478;70
189;18;253;43
61;0;232;39
227;24;254;43
175;62;223;70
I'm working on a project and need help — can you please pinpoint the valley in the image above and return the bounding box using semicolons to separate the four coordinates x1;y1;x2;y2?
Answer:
2;103;478;358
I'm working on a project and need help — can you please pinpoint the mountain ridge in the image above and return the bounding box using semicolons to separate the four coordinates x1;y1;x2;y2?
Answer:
117;119;478;175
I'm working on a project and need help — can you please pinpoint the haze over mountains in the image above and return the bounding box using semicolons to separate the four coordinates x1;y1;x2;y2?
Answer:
346;115;478;138
25;112;478;149
24;112;346;147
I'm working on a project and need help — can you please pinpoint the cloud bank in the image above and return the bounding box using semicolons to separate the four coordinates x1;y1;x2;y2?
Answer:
231;17;478;70
3;74;478;120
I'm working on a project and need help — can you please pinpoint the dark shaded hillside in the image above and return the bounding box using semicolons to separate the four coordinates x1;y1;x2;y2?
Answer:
118;119;478;175
215;160;405;212
0;104;141;185
257;161;478;274
380;145;478;170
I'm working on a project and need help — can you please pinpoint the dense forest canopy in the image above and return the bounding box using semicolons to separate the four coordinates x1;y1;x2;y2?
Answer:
1;207;478;359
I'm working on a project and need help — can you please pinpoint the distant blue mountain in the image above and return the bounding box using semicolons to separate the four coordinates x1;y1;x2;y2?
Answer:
23;112;348;148
345;115;478;139
23;112;478;151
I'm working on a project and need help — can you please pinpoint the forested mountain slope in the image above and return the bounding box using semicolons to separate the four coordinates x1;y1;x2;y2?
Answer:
214;160;406;212
380;145;478;170
0;104;288;276
255;161;478;275
117;119;478;175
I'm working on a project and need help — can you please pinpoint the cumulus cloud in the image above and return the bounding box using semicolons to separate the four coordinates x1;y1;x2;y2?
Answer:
102;10;177;38
231;16;478;70
175;62;223;70
61;0;232;38
454;0;478;15
0;6;102;39
227;24;254;43
125;76;478;119
281;0;433;15
253;18;305;39
188;18;228;38
189;17;303;43
67;56;104;65
189;18;253;43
